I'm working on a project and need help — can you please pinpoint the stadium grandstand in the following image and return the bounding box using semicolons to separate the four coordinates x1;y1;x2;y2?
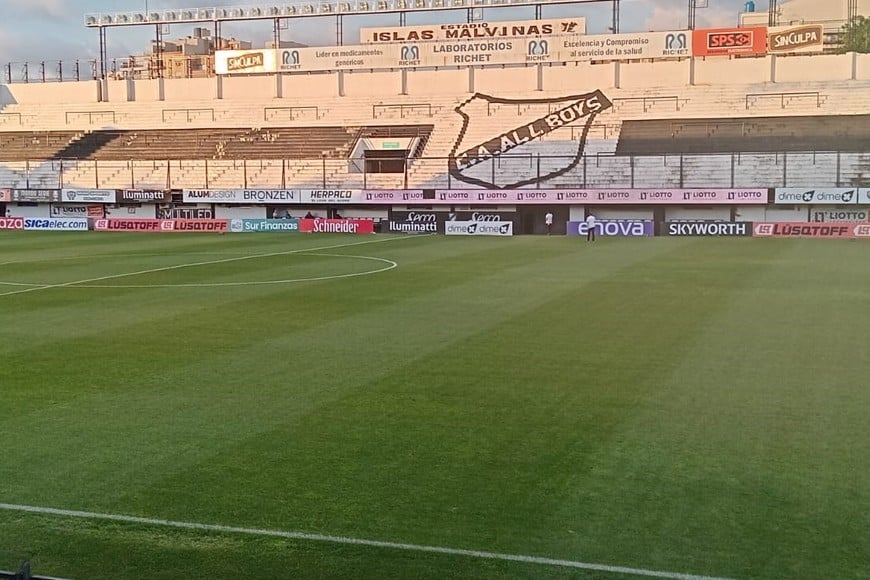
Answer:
1;0;869;578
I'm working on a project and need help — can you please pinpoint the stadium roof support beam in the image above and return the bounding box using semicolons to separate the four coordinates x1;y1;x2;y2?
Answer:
84;0;615;27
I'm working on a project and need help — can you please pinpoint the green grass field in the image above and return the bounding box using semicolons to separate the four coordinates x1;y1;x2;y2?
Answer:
0;232;867;579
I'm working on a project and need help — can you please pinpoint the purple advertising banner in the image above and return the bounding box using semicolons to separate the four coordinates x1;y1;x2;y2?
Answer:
566;220;655;237
424;189;768;205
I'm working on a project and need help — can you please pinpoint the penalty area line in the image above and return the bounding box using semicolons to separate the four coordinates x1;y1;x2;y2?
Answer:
0;503;732;580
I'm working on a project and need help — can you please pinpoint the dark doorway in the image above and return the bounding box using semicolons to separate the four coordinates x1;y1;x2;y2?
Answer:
518;205;570;235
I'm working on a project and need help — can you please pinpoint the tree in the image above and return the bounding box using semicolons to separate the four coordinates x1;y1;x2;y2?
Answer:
841;15;870;53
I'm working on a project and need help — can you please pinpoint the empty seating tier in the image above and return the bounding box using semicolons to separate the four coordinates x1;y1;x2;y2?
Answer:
616;115;870;155
0;125;432;162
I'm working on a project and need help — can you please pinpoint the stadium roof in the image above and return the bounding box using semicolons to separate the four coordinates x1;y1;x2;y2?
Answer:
84;0;612;27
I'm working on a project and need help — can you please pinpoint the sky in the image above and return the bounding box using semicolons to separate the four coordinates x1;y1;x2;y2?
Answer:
0;0;768;63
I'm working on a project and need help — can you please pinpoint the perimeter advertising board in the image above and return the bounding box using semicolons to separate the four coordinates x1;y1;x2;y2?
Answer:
298;190;362;204
299;218;375;234
435;189;767;205
445;220;513;236
811;209;869;223
229;219;300;233
566;220;654;237
0;217;24;230
182;189;299;204
118;189;170;203
385;211;447;234
693;27;767;57
61;189;117;203
361;18;586;43
11;189;61;203
774;188;859;205
216;29;693;74
363;190;429;203
753;222;870;238
94;219;175;232
663;221;753;236
23;218;89;231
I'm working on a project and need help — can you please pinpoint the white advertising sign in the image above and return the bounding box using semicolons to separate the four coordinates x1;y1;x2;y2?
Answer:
810;208;869;223
61;189;116;203
360;18;586;44
298;189;362;204
182;189;298;204
774;188;859;205
216;30;692;75
23;218;89;231
445;220;513;236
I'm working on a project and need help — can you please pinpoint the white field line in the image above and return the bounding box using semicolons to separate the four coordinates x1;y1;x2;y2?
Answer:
0;503;733;580
0;237;415;298
70;254;397;289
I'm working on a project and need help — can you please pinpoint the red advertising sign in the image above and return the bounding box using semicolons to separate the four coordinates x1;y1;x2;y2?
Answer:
94;219;229;232
173;219;229;233
753;222;869;238
693;27;767;57
299;218;375;234
94;219;174;232
0;217;24;230
88;205;106;218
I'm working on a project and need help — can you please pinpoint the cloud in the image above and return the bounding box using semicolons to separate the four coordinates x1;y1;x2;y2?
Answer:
4;0;71;19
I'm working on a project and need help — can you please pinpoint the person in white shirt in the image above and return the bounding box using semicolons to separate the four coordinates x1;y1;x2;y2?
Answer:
585;213;597;242
544;211;553;235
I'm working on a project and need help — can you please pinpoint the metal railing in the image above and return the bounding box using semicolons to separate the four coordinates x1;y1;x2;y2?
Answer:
161;108;216;123
745;91;824;110
372;103;432;119
1;150;866;191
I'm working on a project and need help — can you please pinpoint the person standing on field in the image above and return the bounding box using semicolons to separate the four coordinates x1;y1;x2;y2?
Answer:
585;213;597;242
544;210;553;235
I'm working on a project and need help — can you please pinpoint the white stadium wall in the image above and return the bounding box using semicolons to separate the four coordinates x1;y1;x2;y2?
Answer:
163;77;215;102
222;75;276;100
5;80;100;104
542;63;616;92
406;69;469;96
344;71;402;97
1;54;869;107
692;56;771;86
618;60;688;89
474;66;539;95
281;73;341;99
133;79;164;103
856;54;870;82
774;54;854;83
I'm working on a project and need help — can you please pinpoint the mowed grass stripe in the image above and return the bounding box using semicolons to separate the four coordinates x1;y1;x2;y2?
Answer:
542;239;870;579
0;237;680;509
132;239;778;569
1;236;866;579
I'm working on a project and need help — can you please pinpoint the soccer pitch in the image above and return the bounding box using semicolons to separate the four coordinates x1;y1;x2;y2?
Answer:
0;232;867;579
